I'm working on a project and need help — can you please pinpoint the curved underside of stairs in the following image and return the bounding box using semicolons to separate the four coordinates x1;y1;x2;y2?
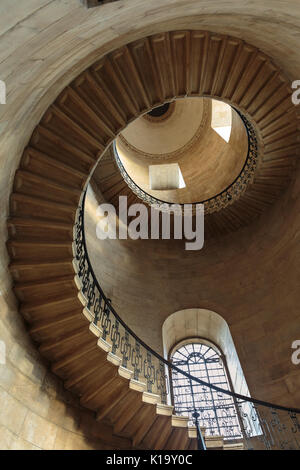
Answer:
7;31;298;449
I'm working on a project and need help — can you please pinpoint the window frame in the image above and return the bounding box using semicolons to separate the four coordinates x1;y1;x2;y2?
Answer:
168;336;243;439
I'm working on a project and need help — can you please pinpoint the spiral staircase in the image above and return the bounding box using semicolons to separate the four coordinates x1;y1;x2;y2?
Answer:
7;30;299;450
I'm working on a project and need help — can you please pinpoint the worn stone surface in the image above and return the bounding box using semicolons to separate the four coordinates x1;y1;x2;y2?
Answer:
0;291;132;450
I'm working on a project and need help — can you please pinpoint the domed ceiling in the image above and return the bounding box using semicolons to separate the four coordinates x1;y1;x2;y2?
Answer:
85;30;297;237
119;98;205;157
115;97;249;204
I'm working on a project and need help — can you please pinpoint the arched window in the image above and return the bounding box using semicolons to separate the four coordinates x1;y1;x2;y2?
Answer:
170;339;242;439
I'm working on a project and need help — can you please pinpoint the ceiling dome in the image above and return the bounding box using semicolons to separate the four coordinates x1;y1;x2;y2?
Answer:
115;97;249;204
119;98;205;158
79;29;297;237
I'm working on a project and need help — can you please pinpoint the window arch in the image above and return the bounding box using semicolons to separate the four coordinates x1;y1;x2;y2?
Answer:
170;338;242;439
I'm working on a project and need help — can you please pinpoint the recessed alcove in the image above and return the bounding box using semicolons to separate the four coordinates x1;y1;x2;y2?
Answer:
162;308;251;397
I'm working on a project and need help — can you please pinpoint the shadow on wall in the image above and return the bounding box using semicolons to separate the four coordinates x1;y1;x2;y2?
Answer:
162;308;251;398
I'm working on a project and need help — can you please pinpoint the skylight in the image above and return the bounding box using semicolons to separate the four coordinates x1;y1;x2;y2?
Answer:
149;163;186;190
211;99;232;143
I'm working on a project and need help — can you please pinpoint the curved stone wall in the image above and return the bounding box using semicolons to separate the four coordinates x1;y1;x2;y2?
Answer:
0;288;132;449
86;159;300;409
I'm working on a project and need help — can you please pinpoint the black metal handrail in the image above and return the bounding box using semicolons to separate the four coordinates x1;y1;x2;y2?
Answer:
74;188;300;450
113;107;259;215
77;189;300;413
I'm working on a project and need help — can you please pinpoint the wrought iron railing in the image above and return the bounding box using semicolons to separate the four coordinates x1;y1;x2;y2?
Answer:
74;189;300;450
113;108;259;215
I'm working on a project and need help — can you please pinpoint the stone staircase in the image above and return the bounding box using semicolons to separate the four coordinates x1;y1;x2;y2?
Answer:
7;30;297;450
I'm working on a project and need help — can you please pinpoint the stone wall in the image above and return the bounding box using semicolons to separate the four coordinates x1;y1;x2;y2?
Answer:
0;274;132;449
86;158;300;409
1;0;300;449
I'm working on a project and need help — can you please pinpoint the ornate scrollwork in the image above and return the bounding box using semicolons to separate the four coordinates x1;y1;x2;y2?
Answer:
144;352;155;393
113;109;259;215
120;330;132;368
131;341;143;381
101;300;111;341
156;361;169;405
111;319;121;355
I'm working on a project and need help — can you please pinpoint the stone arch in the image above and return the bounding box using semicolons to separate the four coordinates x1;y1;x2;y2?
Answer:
162;308;250;397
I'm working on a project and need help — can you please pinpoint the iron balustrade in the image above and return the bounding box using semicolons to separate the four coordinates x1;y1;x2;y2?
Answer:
113;107;259;215
171;342;242;440
74;189;300;450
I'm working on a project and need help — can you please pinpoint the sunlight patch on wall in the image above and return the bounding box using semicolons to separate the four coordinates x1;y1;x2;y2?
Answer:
149;163;186;190
211;99;232;143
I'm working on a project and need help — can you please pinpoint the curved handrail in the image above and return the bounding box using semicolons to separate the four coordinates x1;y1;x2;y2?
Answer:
113;107;259;214
75;189;300;415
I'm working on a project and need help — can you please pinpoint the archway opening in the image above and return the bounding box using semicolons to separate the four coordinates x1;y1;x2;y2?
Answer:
112;96;249;205
162;309;261;439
